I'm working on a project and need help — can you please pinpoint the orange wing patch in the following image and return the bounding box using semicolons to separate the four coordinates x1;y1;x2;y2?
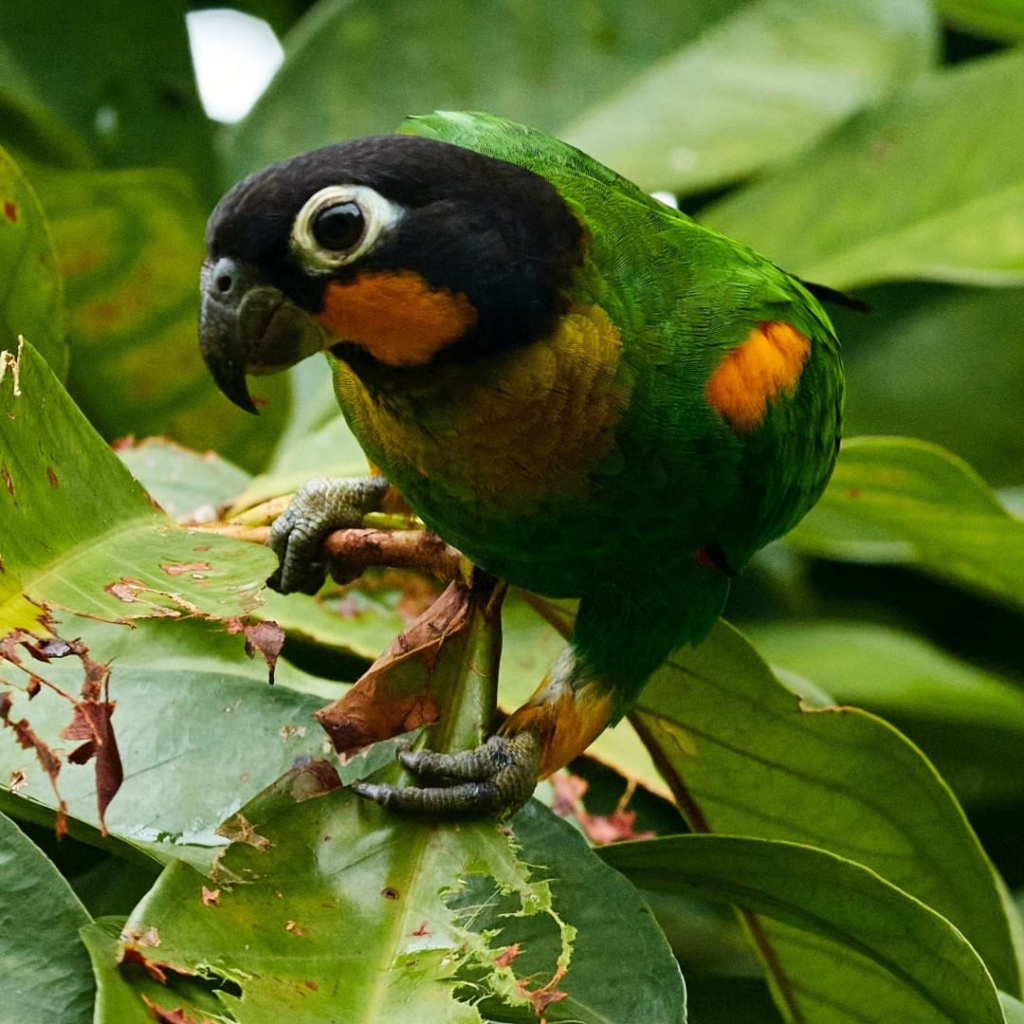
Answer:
707;321;811;432
318;270;477;367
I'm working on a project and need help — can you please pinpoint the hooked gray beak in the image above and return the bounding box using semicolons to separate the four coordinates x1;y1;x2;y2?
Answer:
199;256;329;414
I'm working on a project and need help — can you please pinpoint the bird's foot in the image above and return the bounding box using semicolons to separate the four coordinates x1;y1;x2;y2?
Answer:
352;731;542;816
268;475;391;594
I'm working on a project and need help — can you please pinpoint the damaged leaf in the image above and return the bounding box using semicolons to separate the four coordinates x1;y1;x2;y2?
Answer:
313;576;495;754
0;614;334;868
107;767;683;1023
0;339;276;639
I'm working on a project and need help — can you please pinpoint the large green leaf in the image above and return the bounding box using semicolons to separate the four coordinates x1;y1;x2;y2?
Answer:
630;619;1020;1019
116;437;252;521
0;339;274;636
604;835;1004;1024
563;0;936;193
102;783;684;1023
29;167;289;472
704;47;1024;288
224;0;748;180
0;147;65;377
0;811;94;1024
833;284;1024;487
96;575;684;1023
747;620;1024;806
788;437;1024;609
0;0;216;198
0;613;336;868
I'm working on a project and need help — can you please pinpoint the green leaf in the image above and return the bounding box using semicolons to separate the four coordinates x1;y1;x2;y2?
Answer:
0;147;66;377
747;620;1024;805
1004;991;1024;1024
939;0;1024;38
704;47;1024;288
96;576;684;1022
603;835;1004;1024
788;436;1024;609
103;774;683;1023
835;284;1024;487
30;167;289;473
0;340;275;636
630;619;1021;1017
0;0;216;199
563;0;936;193
0;810;95;1024
0;613;336;868
223;0;750;180
116;437;252;521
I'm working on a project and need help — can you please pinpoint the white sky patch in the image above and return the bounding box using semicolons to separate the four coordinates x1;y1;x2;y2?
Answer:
186;8;284;124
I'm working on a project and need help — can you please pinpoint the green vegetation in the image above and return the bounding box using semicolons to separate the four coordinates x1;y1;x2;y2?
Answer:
2;2;1023;1021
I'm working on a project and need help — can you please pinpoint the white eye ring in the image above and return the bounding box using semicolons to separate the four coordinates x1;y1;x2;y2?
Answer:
290;184;404;273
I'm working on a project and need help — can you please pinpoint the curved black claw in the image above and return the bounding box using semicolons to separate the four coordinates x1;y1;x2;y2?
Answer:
268;475;390;594
352;732;542;816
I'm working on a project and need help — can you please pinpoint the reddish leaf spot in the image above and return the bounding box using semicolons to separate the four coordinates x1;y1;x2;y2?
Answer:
285;920;306;937
227;619;285;684
845;488;863;499
121;924;161;948
380;886;400;900
201;886;220;906
105;578;145;603
9;768;26;793
26;674;41;698
494;943;520;968
3;201;17;223
1;464;13;496
160;562;211;576
304;980;318;991
410;920;432;938
46;467;58;488
140;1000;210;1024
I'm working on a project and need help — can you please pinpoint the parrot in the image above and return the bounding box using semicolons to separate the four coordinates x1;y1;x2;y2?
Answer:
198;111;844;815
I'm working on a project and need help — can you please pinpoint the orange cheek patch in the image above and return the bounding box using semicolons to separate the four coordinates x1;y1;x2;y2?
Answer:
706;321;811;432
317;270;477;367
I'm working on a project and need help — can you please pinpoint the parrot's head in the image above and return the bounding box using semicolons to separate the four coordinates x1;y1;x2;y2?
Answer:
199;133;584;411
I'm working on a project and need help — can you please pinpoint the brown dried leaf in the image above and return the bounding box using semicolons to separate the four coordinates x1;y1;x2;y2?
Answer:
550;773;655;845
226;619;285;684
314;579;474;753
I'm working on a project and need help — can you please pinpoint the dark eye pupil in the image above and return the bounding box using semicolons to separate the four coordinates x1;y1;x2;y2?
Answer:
312;201;365;251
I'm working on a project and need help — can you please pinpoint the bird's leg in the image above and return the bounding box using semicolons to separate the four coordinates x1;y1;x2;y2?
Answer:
353;574;726;816
268;475;392;594
352;645;617;816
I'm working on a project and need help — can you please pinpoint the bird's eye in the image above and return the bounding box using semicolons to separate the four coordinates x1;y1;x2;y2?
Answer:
312;202;364;252
291;184;403;273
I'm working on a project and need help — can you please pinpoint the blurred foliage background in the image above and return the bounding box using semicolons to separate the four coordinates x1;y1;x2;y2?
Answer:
3;1;1024;1022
